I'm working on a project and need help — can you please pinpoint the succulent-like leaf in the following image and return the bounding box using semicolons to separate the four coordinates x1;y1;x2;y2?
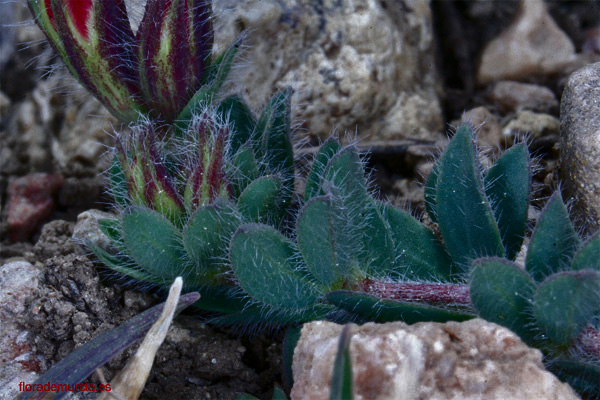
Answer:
436;125;504;270
356;203;395;276
381;204;453;281
470;258;536;342
253;88;295;181
548;361;600;398
211;304;334;328
230;224;320;310
305;138;342;201
297;196;356;288
183;202;240;284
218;95;256;157
109;153;129;208
282;325;302;391
424;161;440;223
272;386;288;400
571;232;600;272
484;144;530;260
98;218;121;244
526;192;581;282
533;271;600;346
190;285;250;314
229;143;259;196
89;243;164;285
322;146;369;208
330;325;354;400
237;176;283;224
19;290;199;400
122;207;186;282
323;148;394;274
326;291;473;324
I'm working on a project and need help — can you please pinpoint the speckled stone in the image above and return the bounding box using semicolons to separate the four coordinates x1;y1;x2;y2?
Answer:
292;319;578;400
0;261;43;398
213;0;443;141
560;61;600;233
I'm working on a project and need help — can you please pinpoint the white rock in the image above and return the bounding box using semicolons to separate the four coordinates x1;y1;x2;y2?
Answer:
72;209;119;253
477;0;576;85
214;0;443;141
292;319;578;400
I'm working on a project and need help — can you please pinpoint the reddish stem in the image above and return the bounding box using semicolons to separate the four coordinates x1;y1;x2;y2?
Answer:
358;278;472;308
573;325;600;360
358;279;600;359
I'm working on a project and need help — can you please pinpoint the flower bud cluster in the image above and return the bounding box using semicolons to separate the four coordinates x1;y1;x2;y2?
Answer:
29;0;213;123
116;111;231;223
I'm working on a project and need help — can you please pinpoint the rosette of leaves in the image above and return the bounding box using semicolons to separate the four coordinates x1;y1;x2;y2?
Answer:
89;89;296;316
229;124;599;395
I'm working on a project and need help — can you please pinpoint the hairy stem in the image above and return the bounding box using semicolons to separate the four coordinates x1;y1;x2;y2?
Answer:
358;278;472;308
572;325;600;360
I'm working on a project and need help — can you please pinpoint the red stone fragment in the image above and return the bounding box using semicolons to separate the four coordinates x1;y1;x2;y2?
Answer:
6;173;64;242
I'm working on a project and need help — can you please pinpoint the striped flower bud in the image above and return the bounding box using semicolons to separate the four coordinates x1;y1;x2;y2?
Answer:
137;0;213;121
116;123;185;221
183;113;232;210
28;0;213;124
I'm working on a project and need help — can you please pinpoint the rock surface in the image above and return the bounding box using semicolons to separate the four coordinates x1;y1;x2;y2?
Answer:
214;0;443;141
488;80;558;114
560;61;600;233
292;319;578;400
6;173;64;242
503;111;560;140
459;107;503;148
477;0;576;85
72;209;119;253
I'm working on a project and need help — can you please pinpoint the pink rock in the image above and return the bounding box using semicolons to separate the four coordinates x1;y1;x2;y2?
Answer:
7;173;64;242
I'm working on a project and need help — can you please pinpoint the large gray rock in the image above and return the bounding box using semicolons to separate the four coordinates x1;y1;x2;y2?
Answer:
292;319;578;400
560;62;600;233
214;0;443;141
477;0;576;85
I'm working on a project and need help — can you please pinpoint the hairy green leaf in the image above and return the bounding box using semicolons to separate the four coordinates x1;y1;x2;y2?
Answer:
237;176;282;224
424;160;440;223
571;232;600;272
326;291;473;324
297;196;356;288
218;95;256;156
436;124;504;271
533;271;600;346
330;325;354;400
183;202;240;285
381;204;452;281
230;224;320;310
122;207;186;282
470;258;536;342
484;144;530;260
526;192;581;282
305;138;342;201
